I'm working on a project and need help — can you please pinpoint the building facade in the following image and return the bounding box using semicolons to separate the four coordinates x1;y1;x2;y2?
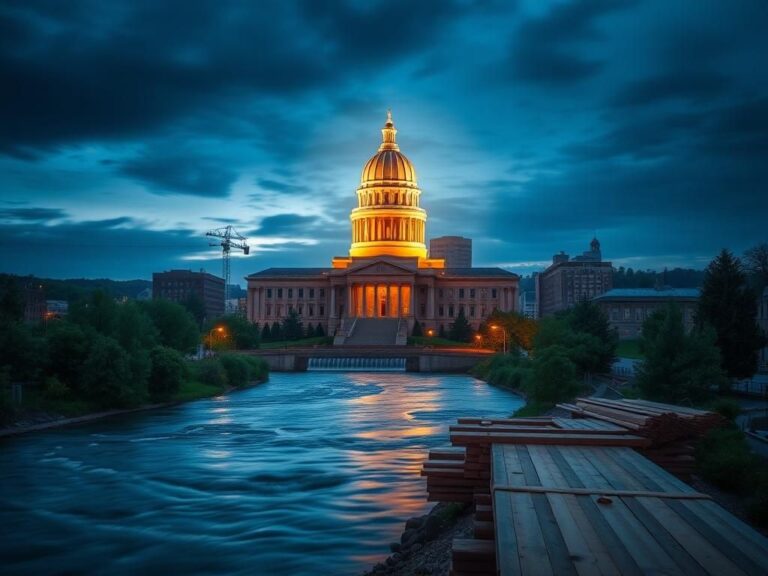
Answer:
535;238;613;317
153;269;225;321
246;112;518;341
429;236;472;268
592;288;700;340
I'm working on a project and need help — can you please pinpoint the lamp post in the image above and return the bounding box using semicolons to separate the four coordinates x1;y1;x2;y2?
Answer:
427;328;435;337
490;324;507;354
208;326;226;352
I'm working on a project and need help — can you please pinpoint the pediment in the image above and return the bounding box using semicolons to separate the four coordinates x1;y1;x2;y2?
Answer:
347;259;416;276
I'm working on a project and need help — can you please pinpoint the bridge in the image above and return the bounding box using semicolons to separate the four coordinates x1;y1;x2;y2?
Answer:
244;346;494;373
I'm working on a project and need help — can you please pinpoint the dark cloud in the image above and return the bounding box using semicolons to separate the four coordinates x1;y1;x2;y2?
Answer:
254;214;324;236
612;71;729;108
255;179;308;195
0;217;203;279
119;150;237;197
0;207;68;222
509;0;635;85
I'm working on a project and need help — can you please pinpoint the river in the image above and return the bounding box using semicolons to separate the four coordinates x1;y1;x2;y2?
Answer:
0;371;523;575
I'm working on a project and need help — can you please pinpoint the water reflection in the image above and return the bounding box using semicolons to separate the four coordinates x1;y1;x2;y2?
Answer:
0;372;523;575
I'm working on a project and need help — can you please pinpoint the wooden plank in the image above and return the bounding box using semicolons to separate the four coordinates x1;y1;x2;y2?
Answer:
694;499;768;559
624;496;726;576
494;491;522;576
666;499;766;575
636;496;746;576
594;494;681;575
545;494;607;576
492;486;711;499
450;424;629;435
557;446;613;490
587;447;645;491
457;417;553;425
511;491;555;576
450;431;650;447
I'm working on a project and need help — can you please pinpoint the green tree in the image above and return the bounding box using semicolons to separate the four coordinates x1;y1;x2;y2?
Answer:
182;292;207;327
305;323;316;338
482;310;538;351
0;321;46;382
261;323;272;341
81;336;137;408
271;321;282;341
449;308;472;342
438;324;447;339
70;290;118;336
46;322;93;391
698;249;765;379
282;309;303;341
561;300;617;372
315;323;325;337
212;314;260;349
744;243;768;292
0;275;24;323
411;320;423;337
637;305;726;403
140;299;200;354
529;345;579;404
148;346;186;400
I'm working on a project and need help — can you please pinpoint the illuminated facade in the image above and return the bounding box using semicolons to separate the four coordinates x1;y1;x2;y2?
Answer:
246;112;518;342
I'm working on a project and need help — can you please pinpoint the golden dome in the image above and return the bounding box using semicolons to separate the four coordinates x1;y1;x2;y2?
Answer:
360;110;417;187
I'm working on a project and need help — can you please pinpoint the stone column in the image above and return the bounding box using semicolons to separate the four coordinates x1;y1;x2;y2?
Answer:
348;282;354;317
330;286;337;318
428;283;435;320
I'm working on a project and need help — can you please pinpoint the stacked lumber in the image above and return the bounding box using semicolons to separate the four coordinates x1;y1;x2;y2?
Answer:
556;397;724;479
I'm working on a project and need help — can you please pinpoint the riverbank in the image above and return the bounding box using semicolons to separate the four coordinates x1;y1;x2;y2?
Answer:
0;376;268;438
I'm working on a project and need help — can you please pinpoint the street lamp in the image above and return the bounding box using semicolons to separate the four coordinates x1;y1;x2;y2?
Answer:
427;329;435;337
490;324;507;354
208;325;226;351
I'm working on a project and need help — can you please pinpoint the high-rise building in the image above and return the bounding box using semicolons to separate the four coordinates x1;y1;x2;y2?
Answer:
535;238;612;317
429;236;472;268
153;269;225;321
246;112;519;342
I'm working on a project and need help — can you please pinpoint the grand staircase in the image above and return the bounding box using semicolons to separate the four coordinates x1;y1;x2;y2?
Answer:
342;318;402;346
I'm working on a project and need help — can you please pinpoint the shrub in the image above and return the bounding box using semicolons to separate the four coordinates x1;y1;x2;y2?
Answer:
43;376;71;401
148;346;186;400
243;356;269;382
529;345;579;404
218;354;250;387
0;368;14;425
709;398;741;422
194;358;228;389
696;428;754;492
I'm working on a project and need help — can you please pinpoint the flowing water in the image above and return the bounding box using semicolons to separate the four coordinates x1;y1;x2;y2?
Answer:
0;372;523;575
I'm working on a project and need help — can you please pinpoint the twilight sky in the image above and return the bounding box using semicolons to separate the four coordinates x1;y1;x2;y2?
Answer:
2;0;767;284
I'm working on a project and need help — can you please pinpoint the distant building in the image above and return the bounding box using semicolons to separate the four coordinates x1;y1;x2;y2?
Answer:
46;300;69;319
23;282;46;323
226;297;247;316
592;288;700;340
535;238;612;317
759;287;768;373
429;236;472;268
153;269;224;321
519;290;538;319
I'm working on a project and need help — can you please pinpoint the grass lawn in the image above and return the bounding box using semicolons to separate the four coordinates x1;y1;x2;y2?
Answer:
616;339;643;359
174;379;225;402
260;336;333;349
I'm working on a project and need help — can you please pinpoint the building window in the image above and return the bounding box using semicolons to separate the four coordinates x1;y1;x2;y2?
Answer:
267;288;272;298
319;289;325;298
277;288;283;298
624;308;630;320
420;304;426;315
319;306;325;316
266;305;271;316
449;305;454;318
492;289;498;298
298;288;304;298
288;288;293;299
309;305;314;316
439;305;444;317
470;288;475;298
470;306;475;317
298;305;303;315
309;288;315;298
438;289;444;298
611;307;618;321
635;308;643;321
459;288;465;298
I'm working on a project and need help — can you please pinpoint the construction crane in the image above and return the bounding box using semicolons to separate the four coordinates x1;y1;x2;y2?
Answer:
206;225;250;304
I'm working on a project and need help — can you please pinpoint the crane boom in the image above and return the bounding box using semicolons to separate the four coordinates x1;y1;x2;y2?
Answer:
205;225;250;305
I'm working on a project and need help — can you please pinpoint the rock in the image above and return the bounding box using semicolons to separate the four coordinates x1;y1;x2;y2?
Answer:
423;514;443;541
373;562;386;573
389;542;401;553
386;555;396;566
411;543;422;553
401;528;416;545
405;515;425;530
392;553;402;563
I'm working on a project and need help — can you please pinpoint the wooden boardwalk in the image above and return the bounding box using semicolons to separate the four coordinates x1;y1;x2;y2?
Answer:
492;443;768;575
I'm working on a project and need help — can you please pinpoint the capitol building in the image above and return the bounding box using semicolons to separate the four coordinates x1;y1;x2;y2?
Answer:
246;112;518;344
